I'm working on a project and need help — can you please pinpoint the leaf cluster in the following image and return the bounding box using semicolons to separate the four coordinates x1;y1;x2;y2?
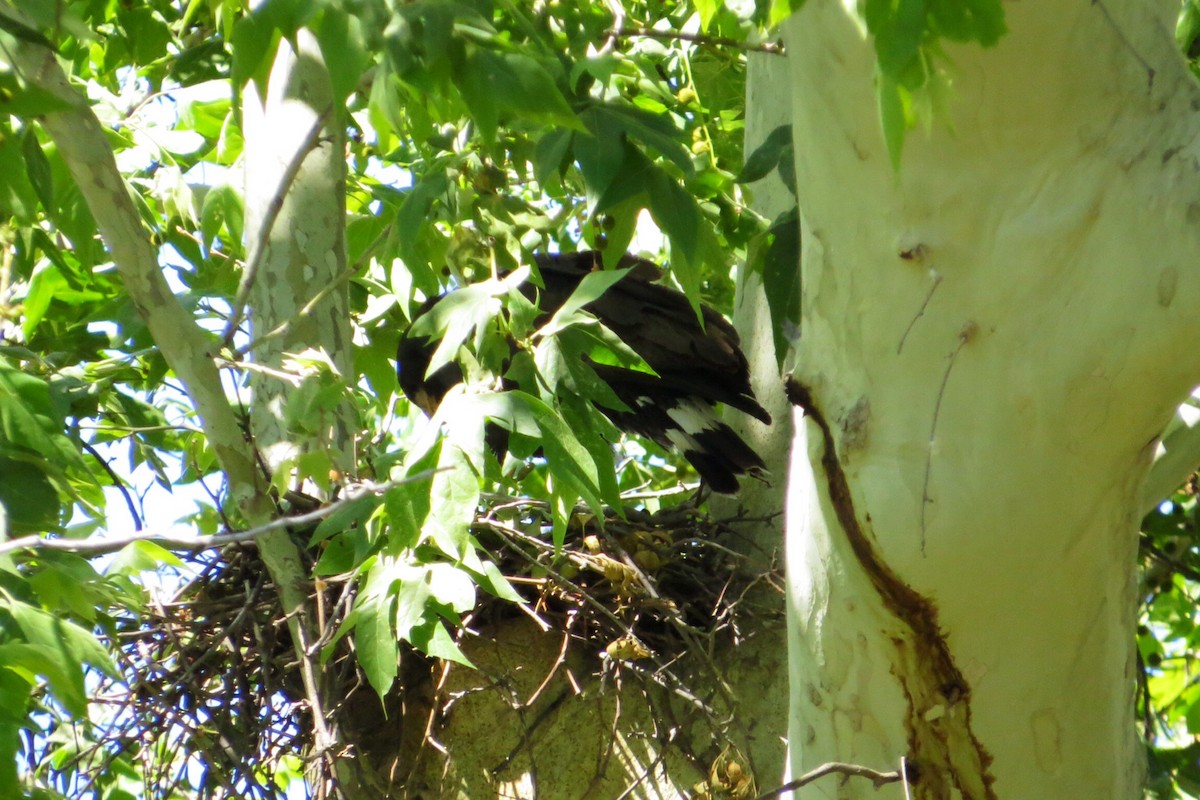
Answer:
0;0;788;794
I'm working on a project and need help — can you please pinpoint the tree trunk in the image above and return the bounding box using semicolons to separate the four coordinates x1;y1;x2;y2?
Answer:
241;31;361;796
779;2;1200;797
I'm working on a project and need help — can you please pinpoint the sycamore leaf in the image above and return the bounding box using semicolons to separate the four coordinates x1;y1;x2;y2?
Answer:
537;268;630;339
737;124;793;186
458;50;583;143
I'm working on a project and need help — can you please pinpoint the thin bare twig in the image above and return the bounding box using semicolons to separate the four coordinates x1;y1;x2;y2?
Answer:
752;761;902;800
82;440;144;531
920;322;976;550
221;109;330;350
0;471;445;557
235;218;393;357
614;26;784;55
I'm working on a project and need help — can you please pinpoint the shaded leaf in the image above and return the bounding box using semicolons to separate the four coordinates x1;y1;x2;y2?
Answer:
20;129;52;212
737;123;792;186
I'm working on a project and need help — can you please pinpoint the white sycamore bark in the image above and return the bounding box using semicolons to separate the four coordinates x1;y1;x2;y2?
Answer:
240;32;359;793
779;2;1200;797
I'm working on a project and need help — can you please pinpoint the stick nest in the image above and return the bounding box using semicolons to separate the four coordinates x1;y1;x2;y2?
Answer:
80;493;781;798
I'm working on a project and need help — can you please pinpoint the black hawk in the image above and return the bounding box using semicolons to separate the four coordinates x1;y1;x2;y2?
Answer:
396;251;771;493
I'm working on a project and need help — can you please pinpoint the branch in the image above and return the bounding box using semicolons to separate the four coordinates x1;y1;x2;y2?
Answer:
752;761;902;800
220;109;329;350
9;35;271;521
1141;402;1200;516
0;472;444;558
613;26;785;55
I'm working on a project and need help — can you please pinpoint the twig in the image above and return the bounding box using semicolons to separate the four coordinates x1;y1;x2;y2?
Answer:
598;0;625;56
489;689;571;775
920;322;976;550
520;628;573;710
221;109;330;350
613;26;784;55
0;471;445;557
213;356;304;386
897;267;942;355
236;217;393;356
752;761;902;800
82;440;144;531
77;423;204;435
235;262;356;356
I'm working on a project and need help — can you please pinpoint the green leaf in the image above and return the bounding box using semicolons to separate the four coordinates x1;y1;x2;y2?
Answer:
410;619;472;666
0;6;54;47
7;600;114;678
0;73;71;119
424;443;480;559
474;560;522;603
646;166;704;302
695;0;723;30
1179;0;1200;52
0;362;84;471
20;129;52;212
519;393;604;513
737;124;792;186
310;493;381;546
575;108;630;209
408;282;502;378
354;592;398;697
537;268;630;339
0;641;86;716
767;0;806;27
0;667;30;723
28;556;116;622
315;528;374;575
425;563;476;613
393;564;432;640
1186;689;1200;735
877;71;907;172
105;540;185;575
534;129;573;190
0;129;37;220
396;171;449;274
0;642;87;724
556;391;621;507
864;0;927;78
458;50;583;143
314;6;371;104
928;0;1005;45
750;208;802;368
385;447;440;551
590;104;693;176
231;10;282;90
199;183;244;251
0;663;24;794
0;458;59;534
116;7;173;66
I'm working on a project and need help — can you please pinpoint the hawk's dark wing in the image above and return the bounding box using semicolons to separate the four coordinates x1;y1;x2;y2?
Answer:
397;251;771;493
